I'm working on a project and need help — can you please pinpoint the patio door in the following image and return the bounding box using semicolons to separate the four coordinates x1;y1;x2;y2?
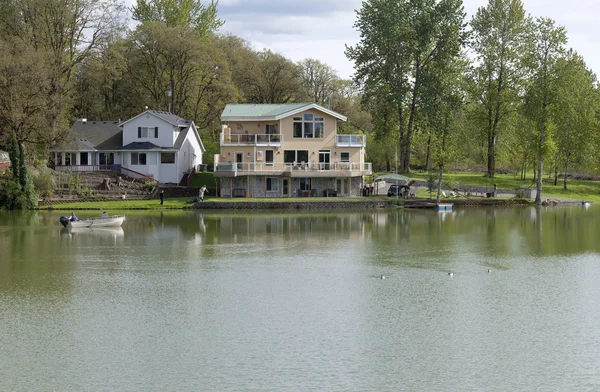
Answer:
235;152;243;170
282;178;289;197
265;150;274;167
336;178;349;195
80;152;88;165
318;150;330;171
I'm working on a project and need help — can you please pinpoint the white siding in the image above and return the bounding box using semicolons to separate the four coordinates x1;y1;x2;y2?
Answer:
159;152;179;183
122;114;179;148
176;125;203;181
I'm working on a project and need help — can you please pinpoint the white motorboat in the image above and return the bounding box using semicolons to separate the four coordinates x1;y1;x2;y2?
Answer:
60;215;125;228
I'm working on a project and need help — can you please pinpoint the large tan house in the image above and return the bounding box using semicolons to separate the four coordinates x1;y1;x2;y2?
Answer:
214;103;372;198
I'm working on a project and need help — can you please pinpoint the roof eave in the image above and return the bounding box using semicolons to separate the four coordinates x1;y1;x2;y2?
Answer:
221;116;279;122
274;103;347;121
118;110;181;127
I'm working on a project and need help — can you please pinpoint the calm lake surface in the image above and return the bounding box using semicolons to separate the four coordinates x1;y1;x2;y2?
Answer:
1;206;600;391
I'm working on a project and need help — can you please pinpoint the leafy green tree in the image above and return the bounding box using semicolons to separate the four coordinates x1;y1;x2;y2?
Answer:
347;0;468;172
523;17;567;204
241;50;303;104
552;50;598;189
0;0;124;146
420;56;468;202
126;22;236;133
469;0;529;178
131;0;223;34
298;59;338;106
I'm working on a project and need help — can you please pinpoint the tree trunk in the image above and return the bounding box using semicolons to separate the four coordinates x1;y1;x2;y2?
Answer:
398;105;404;174
535;102;547;205
436;165;444;204
425;134;431;172
563;151;570;190
487;135;496;178
404;84;418;173
101;178;111;190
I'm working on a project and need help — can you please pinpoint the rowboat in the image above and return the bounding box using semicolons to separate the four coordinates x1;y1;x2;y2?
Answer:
60;215;125;228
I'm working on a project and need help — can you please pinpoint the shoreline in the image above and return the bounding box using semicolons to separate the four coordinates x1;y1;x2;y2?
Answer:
37;197;592;211
40;198;534;211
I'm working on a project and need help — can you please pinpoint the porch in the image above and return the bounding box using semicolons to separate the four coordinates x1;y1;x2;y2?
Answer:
214;161;372;178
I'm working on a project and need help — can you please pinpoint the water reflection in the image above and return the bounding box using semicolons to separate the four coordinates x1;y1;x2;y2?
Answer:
1;206;600;391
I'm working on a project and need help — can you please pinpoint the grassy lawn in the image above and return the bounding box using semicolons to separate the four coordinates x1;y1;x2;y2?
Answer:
47;196;375;210
408;172;600;202
189;172;216;188
47;197;194;210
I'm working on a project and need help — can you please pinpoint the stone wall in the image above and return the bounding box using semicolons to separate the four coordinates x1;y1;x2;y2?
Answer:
219;175;364;198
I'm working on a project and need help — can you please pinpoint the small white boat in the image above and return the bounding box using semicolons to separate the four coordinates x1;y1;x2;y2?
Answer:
61;215;125;228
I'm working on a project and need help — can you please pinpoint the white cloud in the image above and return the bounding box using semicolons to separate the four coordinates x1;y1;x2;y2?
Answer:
219;0;600;80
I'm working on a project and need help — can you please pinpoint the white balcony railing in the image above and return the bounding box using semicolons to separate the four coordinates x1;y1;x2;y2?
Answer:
215;161;372;174
336;134;366;147
221;133;283;146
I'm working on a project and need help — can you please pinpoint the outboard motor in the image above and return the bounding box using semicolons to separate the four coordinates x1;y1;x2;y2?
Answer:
60;216;70;228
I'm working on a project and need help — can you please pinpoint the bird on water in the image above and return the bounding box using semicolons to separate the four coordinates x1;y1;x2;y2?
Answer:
448;272;454;277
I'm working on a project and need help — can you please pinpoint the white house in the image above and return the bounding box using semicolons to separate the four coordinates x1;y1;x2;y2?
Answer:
51;110;205;184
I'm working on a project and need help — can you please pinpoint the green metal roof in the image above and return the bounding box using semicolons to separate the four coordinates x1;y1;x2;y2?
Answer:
222;103;307;118
221;103;348;121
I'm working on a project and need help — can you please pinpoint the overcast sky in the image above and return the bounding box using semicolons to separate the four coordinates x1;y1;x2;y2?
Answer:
217;0;600;79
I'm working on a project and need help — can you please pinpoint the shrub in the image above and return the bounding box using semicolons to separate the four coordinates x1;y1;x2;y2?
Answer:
32;169;56;197
0;179;37;210
142;182;156;191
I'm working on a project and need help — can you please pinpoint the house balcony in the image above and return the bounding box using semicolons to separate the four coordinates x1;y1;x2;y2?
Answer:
336;134;366;147
214;161;372;178
221;133;283;147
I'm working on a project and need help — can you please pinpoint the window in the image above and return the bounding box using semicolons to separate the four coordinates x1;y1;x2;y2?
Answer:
161;152;175;164
131;152;147;165
293;114;324;139
283;150;309;164
265;150;274;165
315;119;324;138
300;178;311;191
266;177;279;192
297;150;309;163
62;152;77;165
138;127;158;138
303;122;313;138
293;118;302;138
99;152;114;165
265;124;277;135
340;152;350;162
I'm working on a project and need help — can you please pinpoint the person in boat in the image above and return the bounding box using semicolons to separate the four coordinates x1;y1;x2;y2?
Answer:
70;212;78;221
100;211;109;218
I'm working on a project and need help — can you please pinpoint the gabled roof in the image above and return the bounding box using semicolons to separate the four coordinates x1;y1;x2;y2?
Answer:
53;120;122;151
119;110;192;128
120;142;163;150
221;103;348;122
174;124;206;152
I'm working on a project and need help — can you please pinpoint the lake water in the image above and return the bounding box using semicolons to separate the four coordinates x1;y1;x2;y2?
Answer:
1;206;600;391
